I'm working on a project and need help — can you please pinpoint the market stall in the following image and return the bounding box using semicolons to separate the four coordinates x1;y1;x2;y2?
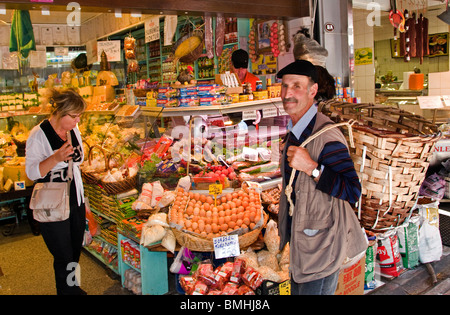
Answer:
0;0;448;296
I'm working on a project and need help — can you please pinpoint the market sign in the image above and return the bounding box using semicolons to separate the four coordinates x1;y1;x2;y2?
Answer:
97;40;121;62
145;16;160;43
417;96;444;109
213;234;240;259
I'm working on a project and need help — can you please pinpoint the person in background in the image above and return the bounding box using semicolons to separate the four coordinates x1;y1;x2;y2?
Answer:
276;59;367;295
231;49;260;91
25;89;87;295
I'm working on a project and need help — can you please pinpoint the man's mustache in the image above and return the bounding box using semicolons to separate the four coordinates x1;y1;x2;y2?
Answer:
283;97;298;103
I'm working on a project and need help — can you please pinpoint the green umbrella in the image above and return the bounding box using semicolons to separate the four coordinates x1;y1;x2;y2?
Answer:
9;10;36;59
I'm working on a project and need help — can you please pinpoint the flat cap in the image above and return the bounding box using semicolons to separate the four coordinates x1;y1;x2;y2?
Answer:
276;59;318;83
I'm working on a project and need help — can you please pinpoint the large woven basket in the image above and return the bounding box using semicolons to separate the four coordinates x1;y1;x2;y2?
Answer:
319;101;441;231
171;212;268;252
100;152;137;195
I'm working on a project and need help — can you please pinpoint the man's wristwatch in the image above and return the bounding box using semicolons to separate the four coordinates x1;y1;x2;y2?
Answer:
311;164;321;179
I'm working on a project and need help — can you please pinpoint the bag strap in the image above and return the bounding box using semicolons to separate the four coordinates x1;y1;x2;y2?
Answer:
40;119;74;182
66;131;73;182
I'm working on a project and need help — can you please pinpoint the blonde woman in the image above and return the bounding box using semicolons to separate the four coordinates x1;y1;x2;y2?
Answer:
26;89;87;295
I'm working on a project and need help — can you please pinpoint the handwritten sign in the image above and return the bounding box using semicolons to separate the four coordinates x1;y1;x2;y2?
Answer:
417;96;443;109
263;107;278;118
213;234;240;259
145;16;160;43
209;184;222;207
209;183;222;196
97;40;121;62
242;110;257;121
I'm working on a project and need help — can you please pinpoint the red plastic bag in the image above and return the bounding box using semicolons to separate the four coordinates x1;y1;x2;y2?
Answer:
85;201;100;236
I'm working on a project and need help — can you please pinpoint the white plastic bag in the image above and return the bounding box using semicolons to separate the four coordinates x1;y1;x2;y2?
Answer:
418;219;443;264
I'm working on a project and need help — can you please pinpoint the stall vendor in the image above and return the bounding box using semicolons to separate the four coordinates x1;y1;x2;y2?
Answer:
231;49;259;91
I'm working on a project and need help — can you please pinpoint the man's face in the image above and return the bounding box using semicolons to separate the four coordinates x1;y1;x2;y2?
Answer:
281;74;318;121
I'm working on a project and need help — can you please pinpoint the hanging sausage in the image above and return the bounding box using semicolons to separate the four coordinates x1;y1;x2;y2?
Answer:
422;15;430;57
204;13;214;59
215;14;225;57
416;13;423;64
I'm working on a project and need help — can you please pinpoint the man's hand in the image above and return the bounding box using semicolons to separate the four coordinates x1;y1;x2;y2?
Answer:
286;146;318;176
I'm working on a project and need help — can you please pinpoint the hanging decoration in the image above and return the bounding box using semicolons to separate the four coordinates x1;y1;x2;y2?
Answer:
9;10;36;73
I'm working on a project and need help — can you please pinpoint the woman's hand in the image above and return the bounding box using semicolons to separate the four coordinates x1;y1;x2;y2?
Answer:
53;141;74;163
286;146;318;176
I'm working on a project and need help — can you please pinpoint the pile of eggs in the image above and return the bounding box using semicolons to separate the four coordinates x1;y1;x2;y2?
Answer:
169;187;263;239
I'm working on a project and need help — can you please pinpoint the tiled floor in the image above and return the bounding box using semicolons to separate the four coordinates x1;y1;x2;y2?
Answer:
0;220;130;295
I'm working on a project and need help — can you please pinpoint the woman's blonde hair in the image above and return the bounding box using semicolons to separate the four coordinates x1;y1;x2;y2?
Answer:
49;88;86;117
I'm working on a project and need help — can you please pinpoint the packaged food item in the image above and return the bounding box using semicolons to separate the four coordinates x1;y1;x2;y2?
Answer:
215;261;234;281
230;259;245;284
377;229;405;278
263;220;280;254
179;275;196;294
257;266;281;282
397;215;420;268
222;282;239;295
192;280;209;295
238;284;255;295
237;247;259;269
257;250;279;271
364;234;378;290
195;259;215;281
178;96;199;107
242;266;264;290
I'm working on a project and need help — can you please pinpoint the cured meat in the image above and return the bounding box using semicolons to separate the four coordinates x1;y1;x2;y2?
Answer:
416;14;423;64
409;14;417;58
399;30;406;57
204;13;214;59
423;16;429;56
215;14;225;57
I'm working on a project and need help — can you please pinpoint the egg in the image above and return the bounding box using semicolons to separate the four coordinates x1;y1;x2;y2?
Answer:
212;223;219;233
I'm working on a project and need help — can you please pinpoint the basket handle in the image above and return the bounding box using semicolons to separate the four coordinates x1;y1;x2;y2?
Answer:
107;152;129;174
285;120;358;216
88;145;108;171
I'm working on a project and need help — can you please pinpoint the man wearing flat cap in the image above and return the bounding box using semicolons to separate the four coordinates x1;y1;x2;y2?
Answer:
277;60;367;295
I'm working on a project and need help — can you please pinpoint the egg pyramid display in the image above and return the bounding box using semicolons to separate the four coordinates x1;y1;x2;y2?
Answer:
169;186;264;239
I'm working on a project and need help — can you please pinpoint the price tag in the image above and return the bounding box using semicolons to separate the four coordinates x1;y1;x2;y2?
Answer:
417;96;443;109
209;183;222;206
213;234;240;259
209;183;223;196
278;106;288;116
263;107;278;118
242;110;257;121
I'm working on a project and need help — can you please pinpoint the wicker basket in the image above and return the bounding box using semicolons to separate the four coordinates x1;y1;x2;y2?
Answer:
319;101;441;231
81;145;107;185
100;152;137;195
171;212;268;252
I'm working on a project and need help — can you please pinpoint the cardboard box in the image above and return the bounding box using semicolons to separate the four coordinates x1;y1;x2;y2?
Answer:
215;74;243;95
267;84;281;98
334;255;365;295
